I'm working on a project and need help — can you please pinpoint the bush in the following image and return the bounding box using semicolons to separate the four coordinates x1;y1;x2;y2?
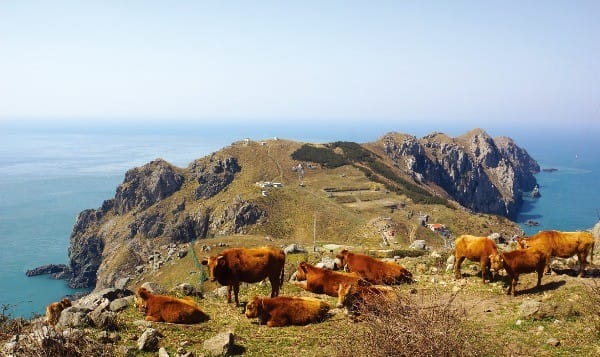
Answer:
333;291;485;357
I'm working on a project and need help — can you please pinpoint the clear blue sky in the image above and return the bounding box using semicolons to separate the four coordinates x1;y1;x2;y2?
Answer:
1;1;599;130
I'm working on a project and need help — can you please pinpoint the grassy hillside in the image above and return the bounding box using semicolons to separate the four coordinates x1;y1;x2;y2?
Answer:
3;137;598;356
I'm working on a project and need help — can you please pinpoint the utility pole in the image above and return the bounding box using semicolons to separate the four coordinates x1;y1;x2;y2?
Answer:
313;212;317;252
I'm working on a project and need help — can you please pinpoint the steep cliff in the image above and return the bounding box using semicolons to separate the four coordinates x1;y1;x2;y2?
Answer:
381;128;539;218
66;154;264;290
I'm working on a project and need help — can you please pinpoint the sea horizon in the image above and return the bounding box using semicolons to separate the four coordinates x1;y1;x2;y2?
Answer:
1;119;598;318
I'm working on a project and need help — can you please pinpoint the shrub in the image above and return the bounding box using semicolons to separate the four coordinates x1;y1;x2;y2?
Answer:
333;291;485;357
291;144;348;168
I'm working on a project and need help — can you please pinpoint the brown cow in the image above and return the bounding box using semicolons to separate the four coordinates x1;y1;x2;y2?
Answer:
201;246;285;306
336;282;397;320
515;230;595;276
293;261;363;297
45;298;71;326
334;250;413;285
136;287;209;323
490;248;547;296
453;235;500;283
245;295;330;327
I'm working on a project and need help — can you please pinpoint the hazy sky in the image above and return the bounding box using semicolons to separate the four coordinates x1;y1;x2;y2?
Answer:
1;1;599;129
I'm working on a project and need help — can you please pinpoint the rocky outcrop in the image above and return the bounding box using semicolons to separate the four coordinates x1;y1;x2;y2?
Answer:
25;264;71;279
383;129;539;218
190;156;241;199
114;159;184;214
212;199;267;234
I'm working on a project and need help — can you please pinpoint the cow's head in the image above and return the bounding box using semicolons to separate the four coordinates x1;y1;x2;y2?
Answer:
489;253;505;273
296;262;309;281
336;283;354;309
245;296;263;319
59;298;71;309
201;255;227;282
514;236;529;249
135;287;151;314
334;249;349;270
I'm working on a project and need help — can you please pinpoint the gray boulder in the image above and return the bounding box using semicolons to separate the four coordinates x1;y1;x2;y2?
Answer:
204;331;234;356
56;306;92;328
137;328;162;352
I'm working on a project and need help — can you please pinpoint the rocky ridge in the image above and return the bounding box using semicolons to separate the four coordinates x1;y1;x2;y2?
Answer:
382;128;539;217
59;129;538;292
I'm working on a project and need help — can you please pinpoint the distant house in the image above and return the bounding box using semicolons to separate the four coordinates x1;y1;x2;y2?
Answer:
272;182;283;188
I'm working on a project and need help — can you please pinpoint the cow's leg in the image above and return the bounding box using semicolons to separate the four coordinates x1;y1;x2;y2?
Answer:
510;275;519;296
577;252;587;277
480;258;489;284
226;285;233;303
268;274;280;297
536;267;543;289
233;283;241;306
267;316;288;327
544;255;552;275
454;256;465;279
145;315;162;322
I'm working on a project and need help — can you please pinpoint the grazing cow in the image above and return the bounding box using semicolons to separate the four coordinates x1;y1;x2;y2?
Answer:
136;287;209;323
336;282;397;320
201;246;285;306
515;230;595;276
245;295;330;327
490;248;547;296
453;235;500;283
45;298;71;326
293;261;363;297
334;250;413;285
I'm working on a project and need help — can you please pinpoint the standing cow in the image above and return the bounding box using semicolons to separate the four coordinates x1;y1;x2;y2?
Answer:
515;230;595;276
454;235;500;283
201;246;285;306
334;250;413;285
490;247;548;296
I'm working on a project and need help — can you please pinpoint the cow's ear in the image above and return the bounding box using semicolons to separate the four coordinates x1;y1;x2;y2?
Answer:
217;255;226;266
201;259;208;265
299;262;307;272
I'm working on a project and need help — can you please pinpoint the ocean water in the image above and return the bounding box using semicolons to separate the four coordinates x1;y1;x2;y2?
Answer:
0;120;598;318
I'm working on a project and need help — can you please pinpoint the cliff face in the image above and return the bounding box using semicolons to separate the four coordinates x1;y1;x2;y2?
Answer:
67;156;264;290
382;129;539;218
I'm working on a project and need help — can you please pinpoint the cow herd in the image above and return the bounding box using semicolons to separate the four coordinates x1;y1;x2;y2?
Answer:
45;230;596;328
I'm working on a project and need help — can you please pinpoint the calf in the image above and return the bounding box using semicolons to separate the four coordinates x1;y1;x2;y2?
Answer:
46;298;71;326
293;261;363;297
515;230;595;276
453;235;500;283
336;282;397;320
245;295;330;327
136;287;209;323
201;246;285;306
490;248;547;296
334;250;413;285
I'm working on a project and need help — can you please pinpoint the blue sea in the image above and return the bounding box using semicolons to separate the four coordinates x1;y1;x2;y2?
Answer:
1;119;598;318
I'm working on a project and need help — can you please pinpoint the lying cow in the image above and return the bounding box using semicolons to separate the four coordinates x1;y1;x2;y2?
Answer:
515;230;595;276
245;295;330;327
336;282;397;320
136;287;209;323
334;249;413;284
293;261;363;297
454;235;500;283
46;298;71;326
490;248;548;296
201;246;285;306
